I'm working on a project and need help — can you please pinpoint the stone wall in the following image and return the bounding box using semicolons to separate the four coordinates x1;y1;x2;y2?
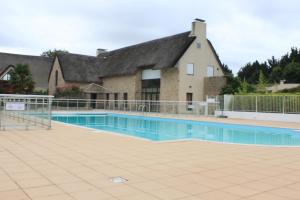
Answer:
203;76;227;97
102;74;140;100
160;68;179;101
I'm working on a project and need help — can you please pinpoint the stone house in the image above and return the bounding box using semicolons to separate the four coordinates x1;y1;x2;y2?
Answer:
48;19;226;102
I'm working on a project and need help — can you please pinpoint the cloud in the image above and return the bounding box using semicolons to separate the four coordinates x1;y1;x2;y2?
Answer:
0;0;299;73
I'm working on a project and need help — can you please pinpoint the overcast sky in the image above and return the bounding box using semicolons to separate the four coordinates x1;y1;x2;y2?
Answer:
1;0;299;73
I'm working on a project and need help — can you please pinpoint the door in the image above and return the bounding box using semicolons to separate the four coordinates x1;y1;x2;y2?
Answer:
90;93;97;109
186;93;193;111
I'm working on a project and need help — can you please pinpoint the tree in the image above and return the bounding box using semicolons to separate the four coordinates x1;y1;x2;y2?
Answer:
238;61;270;84
237;78;255;94
220;75;241;94
269;66;283;83
283;62;300;83
221;63;232;76
9;64;35;94
41;49;69;59
256;70;267;93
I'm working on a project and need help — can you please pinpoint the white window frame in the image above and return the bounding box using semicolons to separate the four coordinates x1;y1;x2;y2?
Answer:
0;69;13;81
207;66;214;77
2;73;11;81
186;63;194;75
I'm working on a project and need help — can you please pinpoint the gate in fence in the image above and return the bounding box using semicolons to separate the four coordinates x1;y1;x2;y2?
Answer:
0;94;53;130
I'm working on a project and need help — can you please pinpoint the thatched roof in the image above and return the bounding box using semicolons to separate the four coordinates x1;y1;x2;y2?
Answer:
97;31;196;77
57;31;196;82
0;53;52;89
56;53;100;83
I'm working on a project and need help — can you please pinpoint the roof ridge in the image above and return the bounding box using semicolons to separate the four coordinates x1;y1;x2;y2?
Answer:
0;52;51;60
106;31;192;54
57;52;96;58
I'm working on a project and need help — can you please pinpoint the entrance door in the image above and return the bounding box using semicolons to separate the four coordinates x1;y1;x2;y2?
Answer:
186;93;193;111
91;93;97;109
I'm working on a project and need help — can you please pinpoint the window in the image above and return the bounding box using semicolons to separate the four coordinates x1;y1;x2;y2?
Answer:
186;93;193;111
114;93;118;108
123;93;128;108
186;64;194;75
207;66;214;77
2;73;11;81
105;93;110;106
55;70;58;86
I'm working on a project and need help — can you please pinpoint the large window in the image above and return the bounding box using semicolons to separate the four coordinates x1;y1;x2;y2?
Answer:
123;93;128;108
141;79;160;101
186;64;194;75
207;66;214;77
114;93;118;108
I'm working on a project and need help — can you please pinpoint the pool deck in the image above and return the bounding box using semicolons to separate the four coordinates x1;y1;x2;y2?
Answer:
1;116;300;200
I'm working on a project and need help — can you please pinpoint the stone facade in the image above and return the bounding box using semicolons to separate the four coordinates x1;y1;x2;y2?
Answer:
160;68;179;101
204;76;227;97
48;20;224;101
102;73;141;100
48;57;66;95
177;21;224;101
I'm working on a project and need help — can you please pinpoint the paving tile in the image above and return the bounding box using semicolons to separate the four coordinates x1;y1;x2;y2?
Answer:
58;181;96;193
117;192;160;200
268;187;300;199
16;178;52;189
151;188;189;200
102;184;141;197
222;185;261;197
0;189;30;200
174;183;213;195
24;185;65;198
246;193;289;200
194;190;241;200
241;180;281;192
0;180;19;192
70;189;113;200
32;194;74;200
287;182;300;191
9;172;44;181
128;180;167;192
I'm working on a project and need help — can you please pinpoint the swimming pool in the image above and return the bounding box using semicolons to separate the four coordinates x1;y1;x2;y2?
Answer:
52;113;300;146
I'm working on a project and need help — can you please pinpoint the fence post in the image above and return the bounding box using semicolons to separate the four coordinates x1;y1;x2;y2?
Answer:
283;95;285;114
232;95;234;111
48;97;52;129
255;96;258;113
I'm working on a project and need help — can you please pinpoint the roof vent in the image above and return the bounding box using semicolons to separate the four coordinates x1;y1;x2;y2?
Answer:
96;48;107;56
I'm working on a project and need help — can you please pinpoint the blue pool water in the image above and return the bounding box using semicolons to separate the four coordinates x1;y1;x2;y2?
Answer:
52;113;300;146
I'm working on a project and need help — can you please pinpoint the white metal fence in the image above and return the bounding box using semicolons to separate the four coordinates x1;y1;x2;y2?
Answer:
220;95;300;114
52;99;219;116
0;94;53;130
